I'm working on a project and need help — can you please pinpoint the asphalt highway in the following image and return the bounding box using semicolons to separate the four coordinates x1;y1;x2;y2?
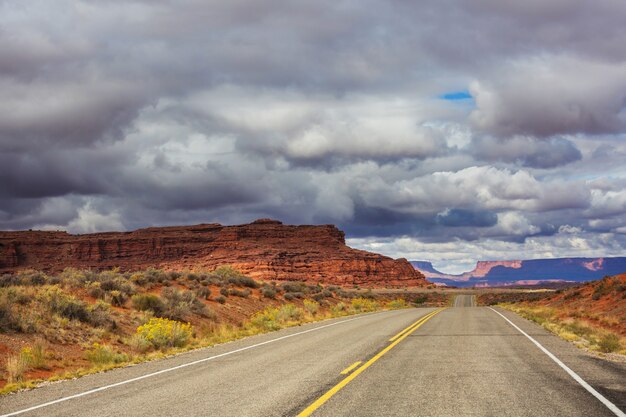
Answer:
1;298;624;416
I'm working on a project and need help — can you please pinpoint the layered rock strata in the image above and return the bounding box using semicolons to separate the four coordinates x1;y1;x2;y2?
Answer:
0;219;426;287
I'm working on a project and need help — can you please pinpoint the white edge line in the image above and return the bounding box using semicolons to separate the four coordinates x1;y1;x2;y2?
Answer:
489;307;625;417
1;310;397;417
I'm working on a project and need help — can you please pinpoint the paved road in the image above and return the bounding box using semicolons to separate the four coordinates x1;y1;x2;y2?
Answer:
453;293;476;307
1;299;625;416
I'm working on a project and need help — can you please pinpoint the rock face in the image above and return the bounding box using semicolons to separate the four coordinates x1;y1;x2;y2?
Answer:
0;220;426;287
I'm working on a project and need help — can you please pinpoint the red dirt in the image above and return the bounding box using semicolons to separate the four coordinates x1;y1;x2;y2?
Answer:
0;219;426;287
523;273;626;337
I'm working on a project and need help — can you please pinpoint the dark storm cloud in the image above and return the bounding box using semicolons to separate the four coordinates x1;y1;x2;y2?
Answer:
1;0;626;270
436;209;498;228
471;136;582;168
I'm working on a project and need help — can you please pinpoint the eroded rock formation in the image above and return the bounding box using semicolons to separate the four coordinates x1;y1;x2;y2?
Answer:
0;219;426;287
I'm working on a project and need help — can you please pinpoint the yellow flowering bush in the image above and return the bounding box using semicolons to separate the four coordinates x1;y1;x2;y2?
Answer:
134;317;192;350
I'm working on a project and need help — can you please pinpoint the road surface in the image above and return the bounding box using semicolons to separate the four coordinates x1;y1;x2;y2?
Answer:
1;297;625;416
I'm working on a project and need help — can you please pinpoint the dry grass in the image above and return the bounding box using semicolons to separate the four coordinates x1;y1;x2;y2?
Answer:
501;304;625;355
1;267;418;395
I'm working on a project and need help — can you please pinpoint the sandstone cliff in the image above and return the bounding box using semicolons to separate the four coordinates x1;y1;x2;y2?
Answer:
0;219;426;287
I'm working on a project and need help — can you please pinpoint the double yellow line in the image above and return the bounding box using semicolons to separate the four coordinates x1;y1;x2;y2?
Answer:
297;308;445;417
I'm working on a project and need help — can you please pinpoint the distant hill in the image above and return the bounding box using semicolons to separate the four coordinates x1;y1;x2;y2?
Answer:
411;258;626;287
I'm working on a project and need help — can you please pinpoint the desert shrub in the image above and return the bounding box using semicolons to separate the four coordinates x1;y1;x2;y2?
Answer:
261;286;277;299
168;271;182;281
227;275;259;289
215;295;226;304
277;304;304;322
87;282;105;299
85;343;128;366
87;301;113;327
598;333;622;353
0;292;19;332
42;287;91;323
250;307;281;331
307;284;323;294
161;287;208;320
20;341;48;370
229;288;251;298
413;295;428;306
331;302;347;315
14;270;48;286
107;290;127;307
132;293;165;314
361;289;376;300
208;266;248;286
386;298;407;309
5;353;29;383
219;287;230;297
281;281;308;293
284;292;304;300
195;287;211;300
303;300;319;315
134;317;192;350
59;268;96;288
327;286;339;292
0;274;17;287
250;304;305;331
351;298;379;312
336;289;356;299
563;320;593;338
0;288;38;332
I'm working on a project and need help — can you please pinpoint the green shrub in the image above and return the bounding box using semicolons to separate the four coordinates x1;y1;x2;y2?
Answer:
134;318;192;350
331;302;347;315
5;353;28;383
276;304;303;322
161;287;209;320
598;333;622;353
107;290;127;307
386;299;407;309
250;307;280;331
132;294;166;315
303;300;319;315
195;287;211;300
219;287;229;297
261;286;277;299
351;297;379;312
215;295;226;304
85;343;128;366
31;342;48;369
281;282;307;293
42;287;90;323
229;288;251;298
413;295;428;306
13;270;48;286
87;301;113;327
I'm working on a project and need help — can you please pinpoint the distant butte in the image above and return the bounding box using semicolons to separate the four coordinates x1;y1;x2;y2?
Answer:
0;220;426;287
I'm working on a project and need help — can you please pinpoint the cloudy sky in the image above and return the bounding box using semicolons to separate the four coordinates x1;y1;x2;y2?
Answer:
2;1;626;273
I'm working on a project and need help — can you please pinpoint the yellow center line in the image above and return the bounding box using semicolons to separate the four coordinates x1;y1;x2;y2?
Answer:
297;308;446;417
339;361;362;375
388;309;441;342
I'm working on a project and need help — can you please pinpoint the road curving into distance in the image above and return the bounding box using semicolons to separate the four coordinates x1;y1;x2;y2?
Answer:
1;296;624;417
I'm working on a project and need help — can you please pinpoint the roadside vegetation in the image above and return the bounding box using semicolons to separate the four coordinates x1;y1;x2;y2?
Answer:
0;267;435;394
495;274;626;357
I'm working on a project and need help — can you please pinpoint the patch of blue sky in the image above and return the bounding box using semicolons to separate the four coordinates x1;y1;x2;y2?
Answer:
439;90;473;101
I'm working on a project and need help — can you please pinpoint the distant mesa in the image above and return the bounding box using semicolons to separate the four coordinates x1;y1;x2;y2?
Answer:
411;258;626;287
251;218;283;225
0;220;427;288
